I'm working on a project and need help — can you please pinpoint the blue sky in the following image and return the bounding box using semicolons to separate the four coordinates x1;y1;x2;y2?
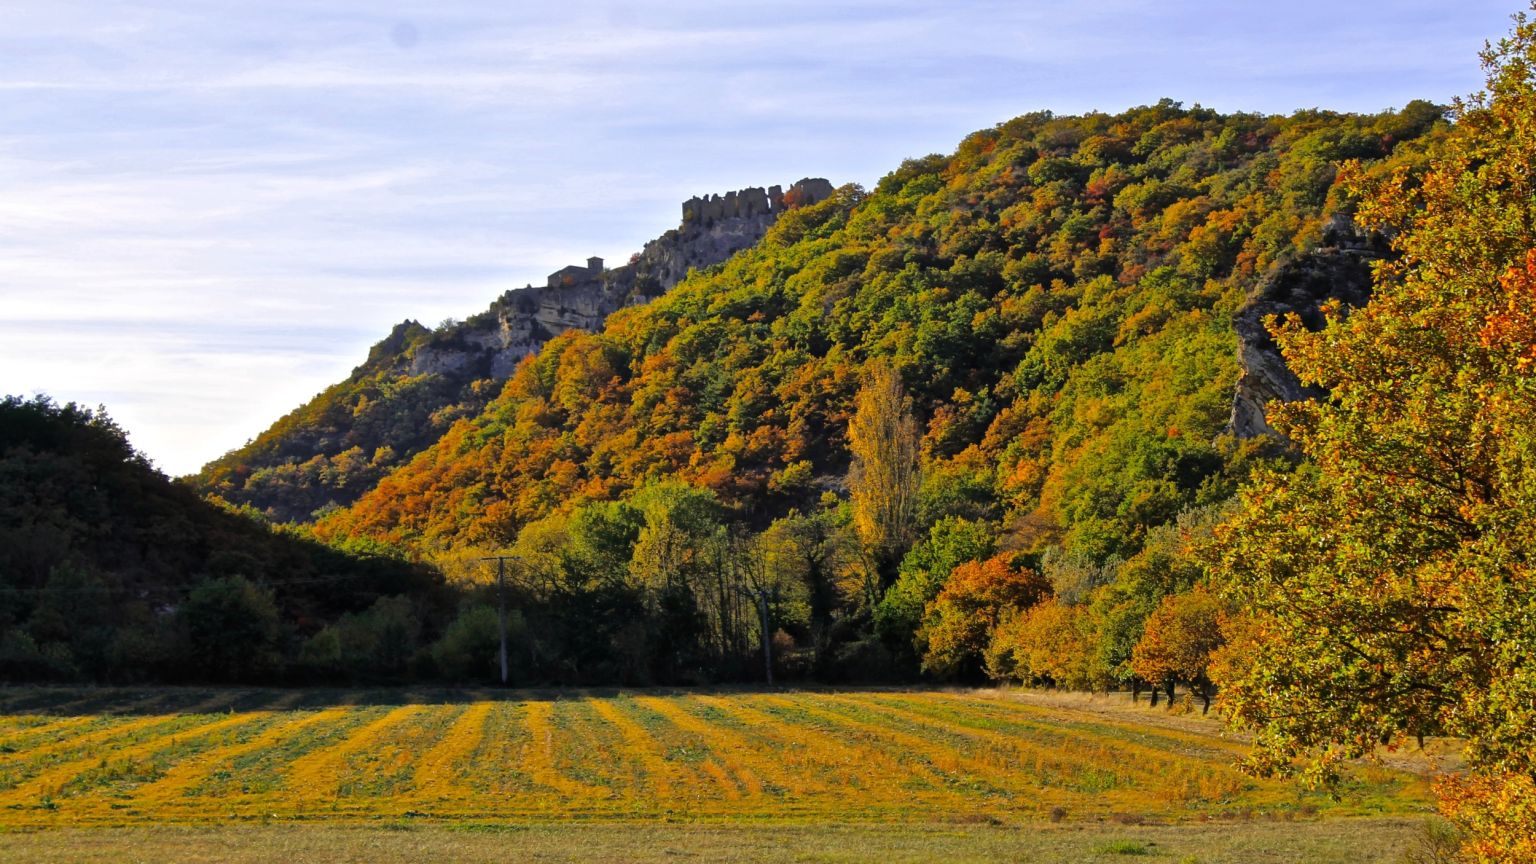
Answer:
0;0;1518;475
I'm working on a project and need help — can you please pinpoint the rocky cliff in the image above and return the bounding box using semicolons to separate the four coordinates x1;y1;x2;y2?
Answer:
191;178;835;521
1228;214;1387;439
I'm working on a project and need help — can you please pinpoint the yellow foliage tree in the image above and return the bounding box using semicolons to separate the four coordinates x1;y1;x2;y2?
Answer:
848;360;922;593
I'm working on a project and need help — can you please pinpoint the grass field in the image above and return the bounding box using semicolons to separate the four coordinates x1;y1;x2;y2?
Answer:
0;686;1437;862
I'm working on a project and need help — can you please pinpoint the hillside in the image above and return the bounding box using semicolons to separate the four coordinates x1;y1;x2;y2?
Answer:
0;396;441;684
6;102;1451;691
318;101;1444;559
190;179;835;523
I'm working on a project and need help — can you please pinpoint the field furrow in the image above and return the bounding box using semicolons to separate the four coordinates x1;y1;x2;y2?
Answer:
58;696;308;801
696;693;948;801
0;694;256;806
185;704;387;799
585;697;687;801
519;700;610;800
0;694;189;756
130;704;355;807
867;692;1247;790
818;692;1203;806
458;701;535;797
634;696;771;797
283;705;426;801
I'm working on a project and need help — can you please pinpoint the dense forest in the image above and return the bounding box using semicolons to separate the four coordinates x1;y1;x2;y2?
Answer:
300;98;1443;688
0;396;445;683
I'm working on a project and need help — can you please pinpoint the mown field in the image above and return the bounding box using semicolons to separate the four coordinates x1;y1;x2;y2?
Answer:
0;687;1436;862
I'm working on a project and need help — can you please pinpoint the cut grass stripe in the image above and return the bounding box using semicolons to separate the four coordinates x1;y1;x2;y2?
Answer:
520;700;609;799
332;704;466;799
754;693;1016;798
814;692;1162;797
927;690;1251;756
0;694;181;755
182;705;385;799
56;695;306;799
409;699;496;801
0;693;254;806
634;696;771;797
604;696;743;802
872;692;1237;771
457;701;536;796
585;697;683;801
129;703;355;807
693;693;947;800
282;705;424;801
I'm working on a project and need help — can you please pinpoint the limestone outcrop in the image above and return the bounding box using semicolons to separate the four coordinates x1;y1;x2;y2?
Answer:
194;178;838;521
1228;214;1386;439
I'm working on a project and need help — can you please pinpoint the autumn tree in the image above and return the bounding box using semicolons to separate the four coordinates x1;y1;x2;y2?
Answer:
918;554;1049;678
1129;585;1224;712
848;360;923;593
985;599;1103;689
1209;14;1536;857
872;516;994;660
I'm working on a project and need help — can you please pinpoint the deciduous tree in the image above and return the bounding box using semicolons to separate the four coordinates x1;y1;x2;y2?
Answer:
848;360;922;593
1209;14;1536;856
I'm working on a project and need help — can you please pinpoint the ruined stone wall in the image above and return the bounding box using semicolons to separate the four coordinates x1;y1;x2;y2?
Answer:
406;178;836;383
681;177;835;228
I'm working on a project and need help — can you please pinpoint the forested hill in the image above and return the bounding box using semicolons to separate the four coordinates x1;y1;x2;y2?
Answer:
190;179;833;523
0;396;442;683
317;100;1445;562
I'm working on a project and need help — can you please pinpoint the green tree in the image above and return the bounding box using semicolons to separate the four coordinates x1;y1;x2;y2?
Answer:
1209;15;1536;856
873;517;995;657
180;575;283;682
762;504;854;670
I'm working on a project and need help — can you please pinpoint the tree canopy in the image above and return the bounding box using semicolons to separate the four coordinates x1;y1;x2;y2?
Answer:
1207;15;1536;858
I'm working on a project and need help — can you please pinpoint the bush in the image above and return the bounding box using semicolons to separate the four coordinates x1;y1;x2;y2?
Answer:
431;605;520;683
179;575;283;682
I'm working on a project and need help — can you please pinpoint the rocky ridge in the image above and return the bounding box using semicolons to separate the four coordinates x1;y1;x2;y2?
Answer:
402;178;836;381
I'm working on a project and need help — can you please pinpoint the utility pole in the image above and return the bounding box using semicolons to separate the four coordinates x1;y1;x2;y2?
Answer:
479;555;521;685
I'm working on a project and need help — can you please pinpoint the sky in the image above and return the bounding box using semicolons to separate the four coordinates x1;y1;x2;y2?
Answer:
0;0;1520;476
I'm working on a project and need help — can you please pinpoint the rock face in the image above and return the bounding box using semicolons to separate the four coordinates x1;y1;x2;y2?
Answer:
405;177;837;382
1228;214;1387;438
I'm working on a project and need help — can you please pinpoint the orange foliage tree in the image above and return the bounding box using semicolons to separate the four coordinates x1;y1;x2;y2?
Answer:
918;554;1048;677
1129;585;1224;712
984;599;1104;689
1209;13;1536;858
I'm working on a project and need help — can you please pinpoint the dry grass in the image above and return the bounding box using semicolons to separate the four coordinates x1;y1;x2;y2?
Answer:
0;686;1434;830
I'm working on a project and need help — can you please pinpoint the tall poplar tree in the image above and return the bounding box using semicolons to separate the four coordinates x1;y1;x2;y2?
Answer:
848;360;922;594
